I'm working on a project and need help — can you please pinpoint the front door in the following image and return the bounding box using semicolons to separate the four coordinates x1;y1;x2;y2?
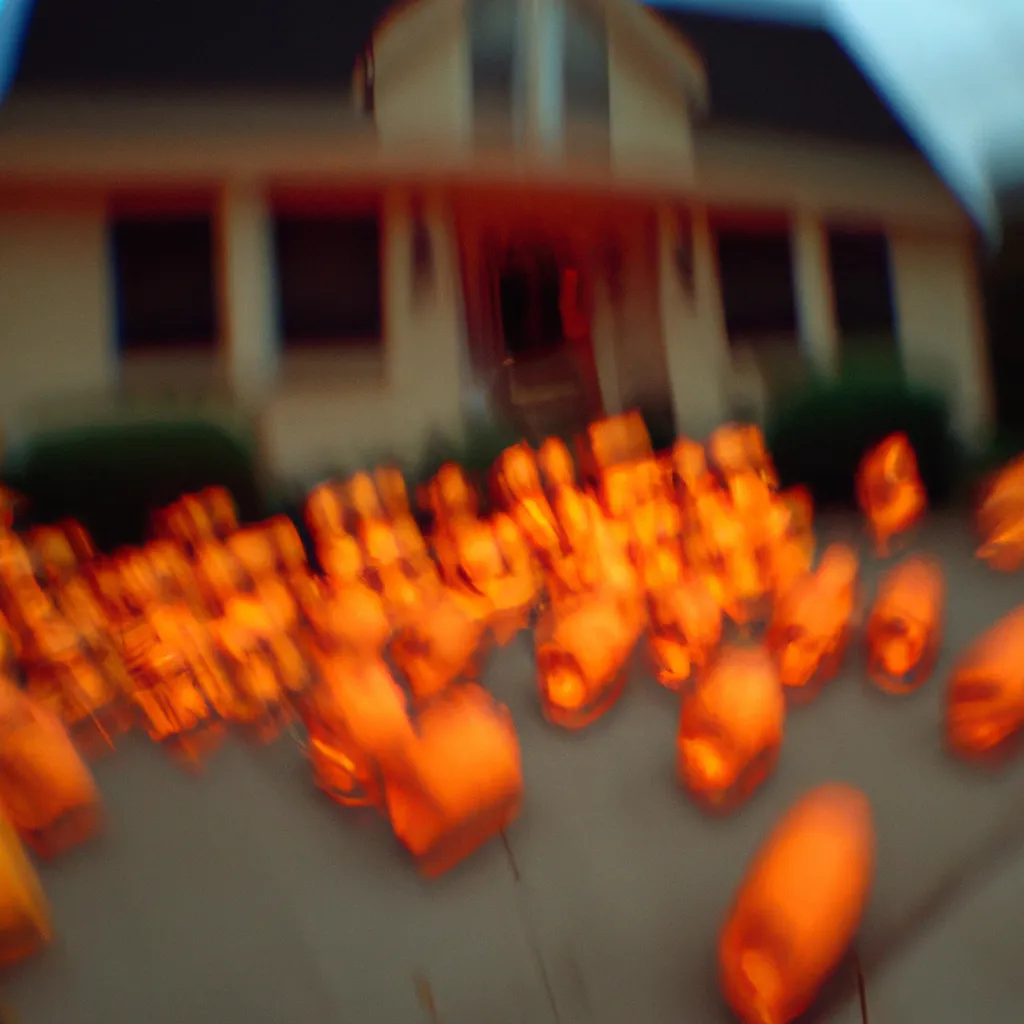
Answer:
491;242;602;440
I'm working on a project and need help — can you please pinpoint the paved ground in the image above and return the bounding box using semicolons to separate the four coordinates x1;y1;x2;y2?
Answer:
3;511;1024;1023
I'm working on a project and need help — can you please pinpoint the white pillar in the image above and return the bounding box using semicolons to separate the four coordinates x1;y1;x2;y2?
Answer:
523;0;565;156
220;182;279;402
791;210;839;375
658;204;730;437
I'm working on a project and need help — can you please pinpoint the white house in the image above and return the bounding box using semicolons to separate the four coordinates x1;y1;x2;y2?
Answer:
0;0;993;481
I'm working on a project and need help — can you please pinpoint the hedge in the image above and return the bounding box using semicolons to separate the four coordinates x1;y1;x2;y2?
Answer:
3;419;262;552
766;374;960;508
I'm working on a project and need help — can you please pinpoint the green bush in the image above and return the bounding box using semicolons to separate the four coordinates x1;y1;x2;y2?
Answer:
412;414;521;485
636;400;678;454
766;373;960;508
3;419;262;552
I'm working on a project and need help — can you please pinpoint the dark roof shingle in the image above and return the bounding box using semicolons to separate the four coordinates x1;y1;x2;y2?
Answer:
10;0;916;150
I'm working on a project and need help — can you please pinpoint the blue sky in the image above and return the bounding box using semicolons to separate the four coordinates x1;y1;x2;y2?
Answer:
656;0;1024;229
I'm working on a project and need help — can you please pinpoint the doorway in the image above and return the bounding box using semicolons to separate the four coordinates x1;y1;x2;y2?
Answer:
489;240;602;439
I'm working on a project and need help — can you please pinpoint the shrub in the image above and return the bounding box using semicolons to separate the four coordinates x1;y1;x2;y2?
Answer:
3;419;261;552
411;414;521;486
766;373;960;508
635;400;678;454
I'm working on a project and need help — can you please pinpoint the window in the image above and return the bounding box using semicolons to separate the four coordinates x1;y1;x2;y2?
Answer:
827;228;895;337
272;211;383;346
714;227;798;342
470;0;522;118
564;0;609;123
110;215;218;352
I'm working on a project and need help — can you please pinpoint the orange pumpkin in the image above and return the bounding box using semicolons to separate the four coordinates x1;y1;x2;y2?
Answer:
719;784;875;1024
866;555;944;694
677;645;784;809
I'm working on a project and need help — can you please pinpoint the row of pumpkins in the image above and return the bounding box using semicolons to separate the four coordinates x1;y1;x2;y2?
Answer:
1;410;1024;1024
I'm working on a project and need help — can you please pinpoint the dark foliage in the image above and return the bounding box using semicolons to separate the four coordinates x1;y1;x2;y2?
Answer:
767;375;959;508
3;420;261;552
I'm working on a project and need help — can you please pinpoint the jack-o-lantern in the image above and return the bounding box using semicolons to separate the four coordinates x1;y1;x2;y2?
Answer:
384;683;522;877
765;544;859;699
975;455;1024;571
946;605;1024;758
537;437;577;492
390;587;484;704
677;645;784;809
305;653;418;809
648;572;722;690
154;487;238;552
719;783;875;1024
0;677;103;858
535;591;636;730
866;555;944;694
305;481;347;544
0;812;51;967
856;433;927;557
420;463;478;525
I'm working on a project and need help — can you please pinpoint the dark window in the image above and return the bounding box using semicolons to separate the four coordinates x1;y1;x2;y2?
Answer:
827;228;895;336
110;215;218;352
470;0;521;115
272;213;382;345
564;0;609;122
715;228;798;341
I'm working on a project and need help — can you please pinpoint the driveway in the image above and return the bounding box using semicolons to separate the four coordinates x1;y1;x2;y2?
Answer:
3;511;1024;1023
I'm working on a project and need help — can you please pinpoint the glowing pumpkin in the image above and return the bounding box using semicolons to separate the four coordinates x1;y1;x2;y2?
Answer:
719;783;875;1024
946;605;1024;758
305;653;418;809
866;555;944;694
677;645;784;810
390;588;484;703
0;677;103;858
0;812;51;967
384;683;522;877
648;572;723;690
765;544;859;698
856;432;927;557
975;455;1024;571
535;594;636;730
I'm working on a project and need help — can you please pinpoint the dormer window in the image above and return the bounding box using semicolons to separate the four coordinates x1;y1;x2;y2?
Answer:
470;0;609;150
564;0;609;123
470;0;524;140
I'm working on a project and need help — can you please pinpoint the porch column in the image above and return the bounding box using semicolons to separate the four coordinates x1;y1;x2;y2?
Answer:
658;204;730;438
523;0;565;156
383;189;465;440
220;182;279;401
791;210;839;374
889;231;993;443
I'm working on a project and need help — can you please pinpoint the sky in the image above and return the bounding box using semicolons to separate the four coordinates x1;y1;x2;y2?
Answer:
656;0;1024;231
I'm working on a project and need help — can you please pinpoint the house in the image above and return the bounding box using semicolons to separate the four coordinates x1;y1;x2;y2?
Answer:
986;175;1024;434
0;0;993;482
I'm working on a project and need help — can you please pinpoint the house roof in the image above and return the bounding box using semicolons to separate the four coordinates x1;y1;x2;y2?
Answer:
9;0;917;153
